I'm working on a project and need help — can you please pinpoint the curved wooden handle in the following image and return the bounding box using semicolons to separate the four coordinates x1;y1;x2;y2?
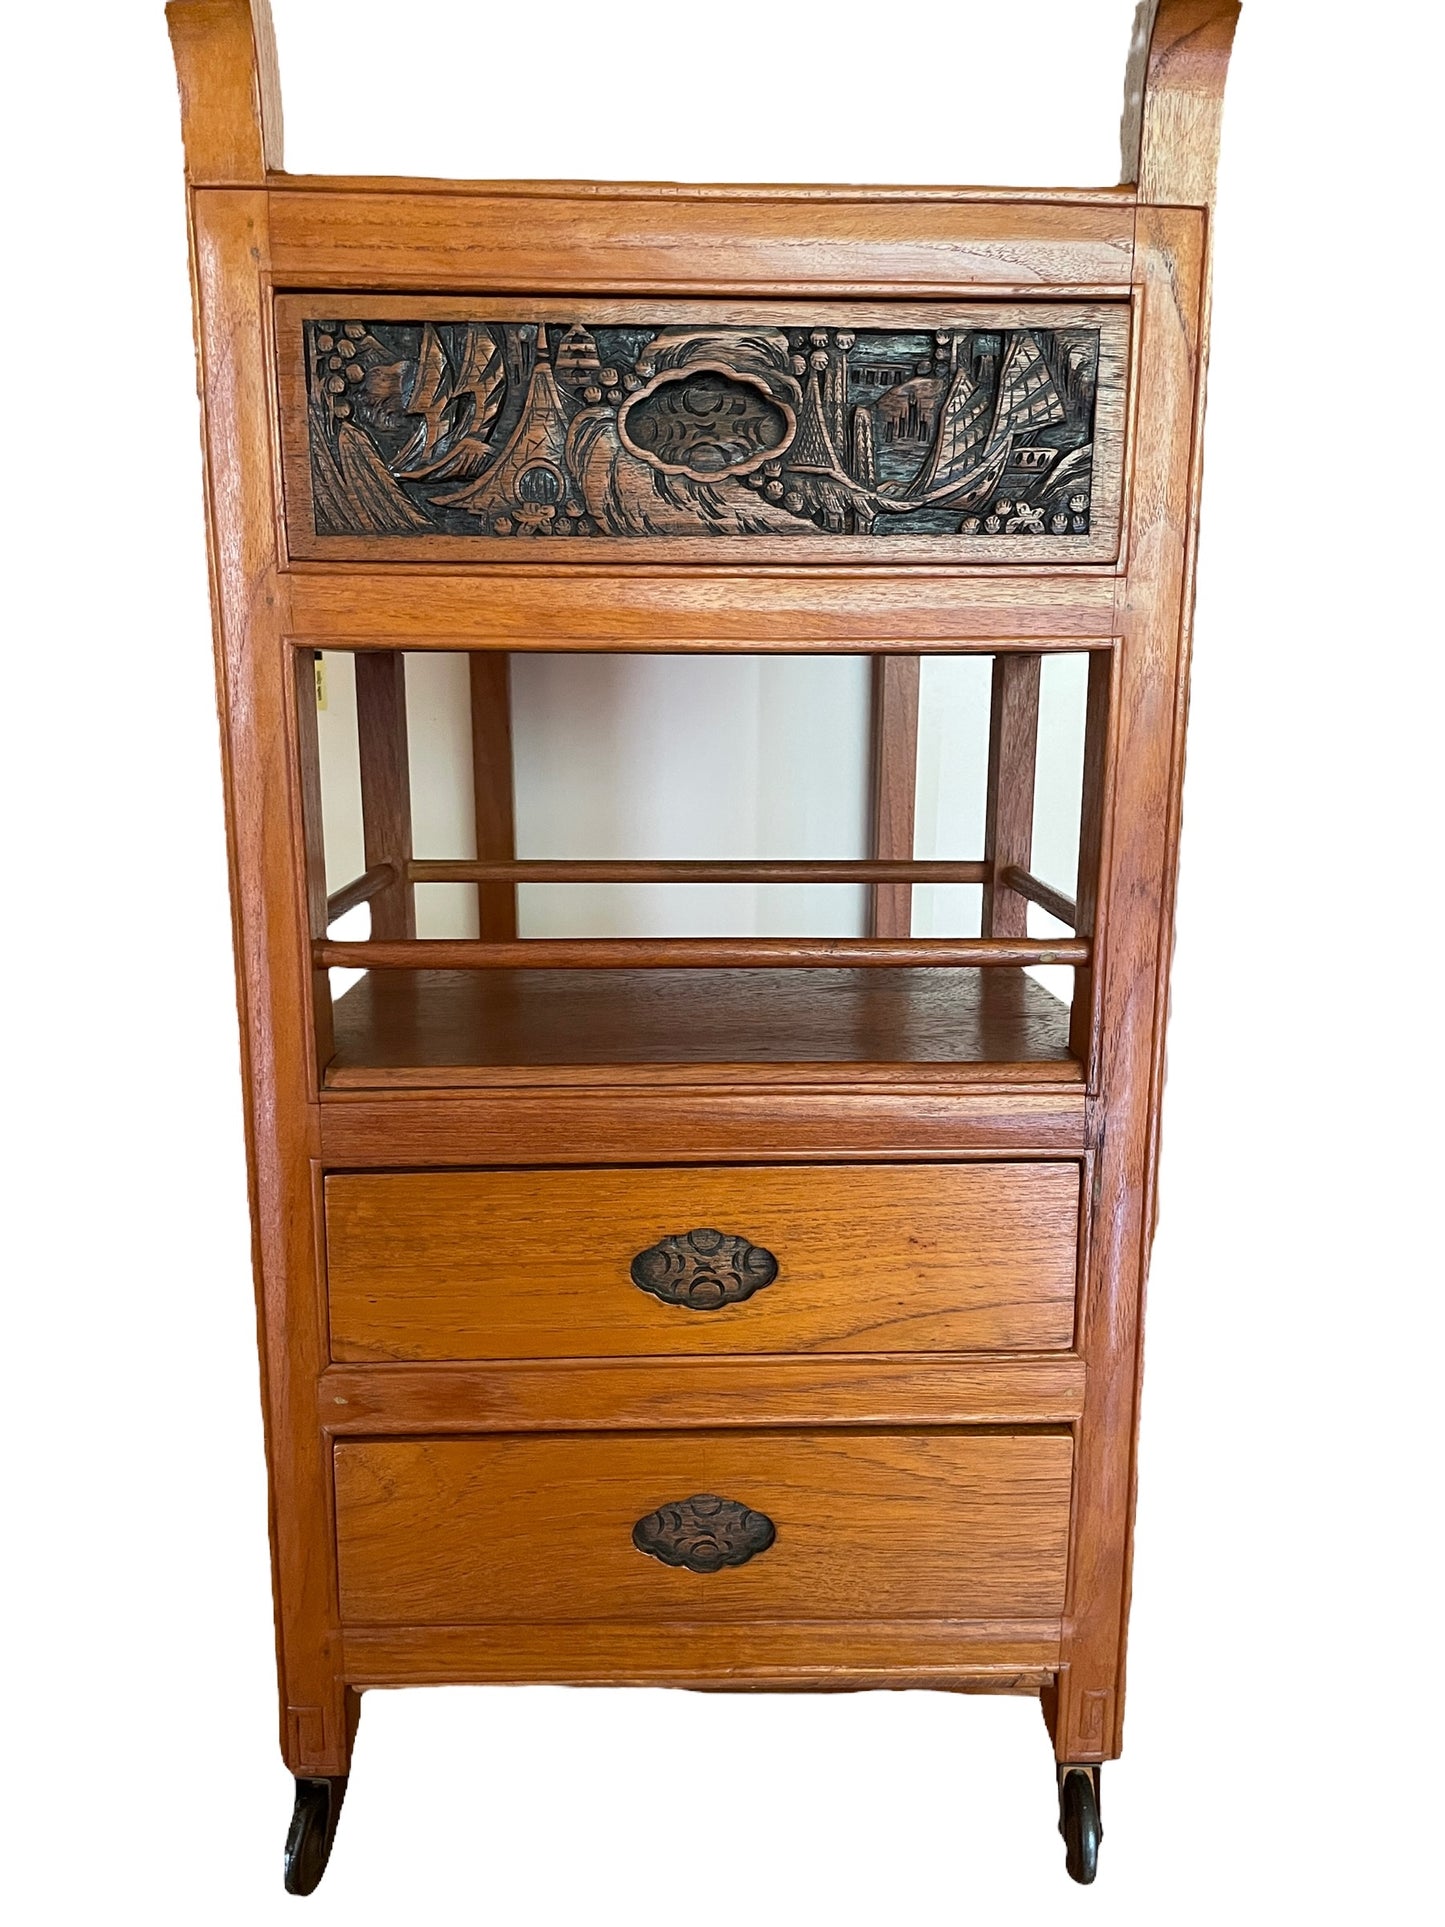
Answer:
1121;0;1240;208
632;1495;776;1573
630;1228;779;1311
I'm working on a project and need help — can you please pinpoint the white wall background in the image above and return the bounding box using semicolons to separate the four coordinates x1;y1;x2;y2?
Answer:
4;3;1441;1924
317;649;1087;953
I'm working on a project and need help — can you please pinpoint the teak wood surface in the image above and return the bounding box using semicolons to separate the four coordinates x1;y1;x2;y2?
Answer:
324;1163;1081;1360
168;0;1237;1781
334;1431;1074;1625
323;966;1082;1088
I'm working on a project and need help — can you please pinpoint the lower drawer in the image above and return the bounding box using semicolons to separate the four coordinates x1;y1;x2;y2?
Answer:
333;1430;1073;1626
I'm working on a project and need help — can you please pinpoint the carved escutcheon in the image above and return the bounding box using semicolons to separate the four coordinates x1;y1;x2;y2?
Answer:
630;1227;779;1311
632;1494;777;1574
617;365;795;482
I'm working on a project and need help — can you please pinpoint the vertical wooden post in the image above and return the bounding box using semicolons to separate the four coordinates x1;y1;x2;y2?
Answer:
1053;208;1210;1769
294;651;334;1076
1121;0;1241;208
469;652;518;941
170;0;355;1784
355;650;415;939
980;653;1041;937
167;0;282;185
1068;648;1114;1075
867;655;920;938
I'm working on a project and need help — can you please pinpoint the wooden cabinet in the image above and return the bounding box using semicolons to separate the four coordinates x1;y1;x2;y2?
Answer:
167;0;1238;1892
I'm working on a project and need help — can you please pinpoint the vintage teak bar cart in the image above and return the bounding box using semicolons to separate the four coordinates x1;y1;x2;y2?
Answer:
168;0;1236;1891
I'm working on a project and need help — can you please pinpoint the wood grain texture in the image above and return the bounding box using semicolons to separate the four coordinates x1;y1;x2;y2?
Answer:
982;654;1042;937
324;1163;1080;1361
1001;866;1077;928
1123;0;1240;207
334;1430;1073;1625
409;859;990;885
467;653;517;940
341;1619;1061;1690
318;937;1088;971
324;966;1079;1085
293;649;334;1073
317;1090;1089;1167
353;650;415;939
167;0;281;185
318;1355;1087;1434
1068;648;1116;1071
184;184;349;1776
1051;209;1210;1765
267;190;1134;296
325;862;394;924
869;656;921;938
270;176;1136;206
284;570;1119;651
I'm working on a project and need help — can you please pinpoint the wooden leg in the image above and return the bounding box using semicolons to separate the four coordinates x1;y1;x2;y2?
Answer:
867;655;920;938
281;1684;359;1893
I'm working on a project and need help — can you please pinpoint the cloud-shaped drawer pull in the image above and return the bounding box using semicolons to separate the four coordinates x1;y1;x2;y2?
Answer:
631;1494;777;1574
629;1227;779;1310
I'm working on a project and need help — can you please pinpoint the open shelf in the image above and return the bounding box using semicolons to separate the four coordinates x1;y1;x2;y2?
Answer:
324;966;1082;1090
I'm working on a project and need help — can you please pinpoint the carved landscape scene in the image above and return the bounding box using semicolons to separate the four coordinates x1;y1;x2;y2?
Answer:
304;317;1104;542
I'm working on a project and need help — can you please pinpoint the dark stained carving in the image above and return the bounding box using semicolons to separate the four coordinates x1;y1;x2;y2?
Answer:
630;1227;780;1311
302;318;1105;542
632;1495;777;1573
618;367;794;481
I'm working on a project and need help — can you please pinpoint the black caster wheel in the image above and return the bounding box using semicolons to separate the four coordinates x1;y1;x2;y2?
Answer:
1058;1765;1102;1885
284;1775;347;1895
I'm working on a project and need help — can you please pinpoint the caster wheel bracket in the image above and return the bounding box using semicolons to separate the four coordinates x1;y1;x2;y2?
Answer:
1057;1764;1103;1885
284;1774;347;1896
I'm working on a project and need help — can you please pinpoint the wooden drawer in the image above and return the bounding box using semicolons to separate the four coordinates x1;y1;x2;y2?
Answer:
334;1430;1073;1626
325;1162;1080;1360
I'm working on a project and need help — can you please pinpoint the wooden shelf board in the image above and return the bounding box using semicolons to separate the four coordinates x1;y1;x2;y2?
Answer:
324;967;1081;1090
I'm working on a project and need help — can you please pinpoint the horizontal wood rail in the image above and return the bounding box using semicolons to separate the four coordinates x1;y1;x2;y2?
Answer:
1000;865;1078;929
325;863;397;924
408;859;991;886
316;937;1088;971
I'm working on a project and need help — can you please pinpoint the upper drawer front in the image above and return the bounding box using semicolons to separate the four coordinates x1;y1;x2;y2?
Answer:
325;1162;1080;1361
334;1429;1074;1626
278;297;1128;566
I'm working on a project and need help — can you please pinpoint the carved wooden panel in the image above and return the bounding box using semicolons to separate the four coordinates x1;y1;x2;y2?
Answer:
278;299;1128;564
630;1228;779;1311
631;1494;777;1573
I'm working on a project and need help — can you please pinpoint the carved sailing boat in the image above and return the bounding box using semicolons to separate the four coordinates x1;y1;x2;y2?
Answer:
391;323;448;471
908;331;1067;509
393;323;505;483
